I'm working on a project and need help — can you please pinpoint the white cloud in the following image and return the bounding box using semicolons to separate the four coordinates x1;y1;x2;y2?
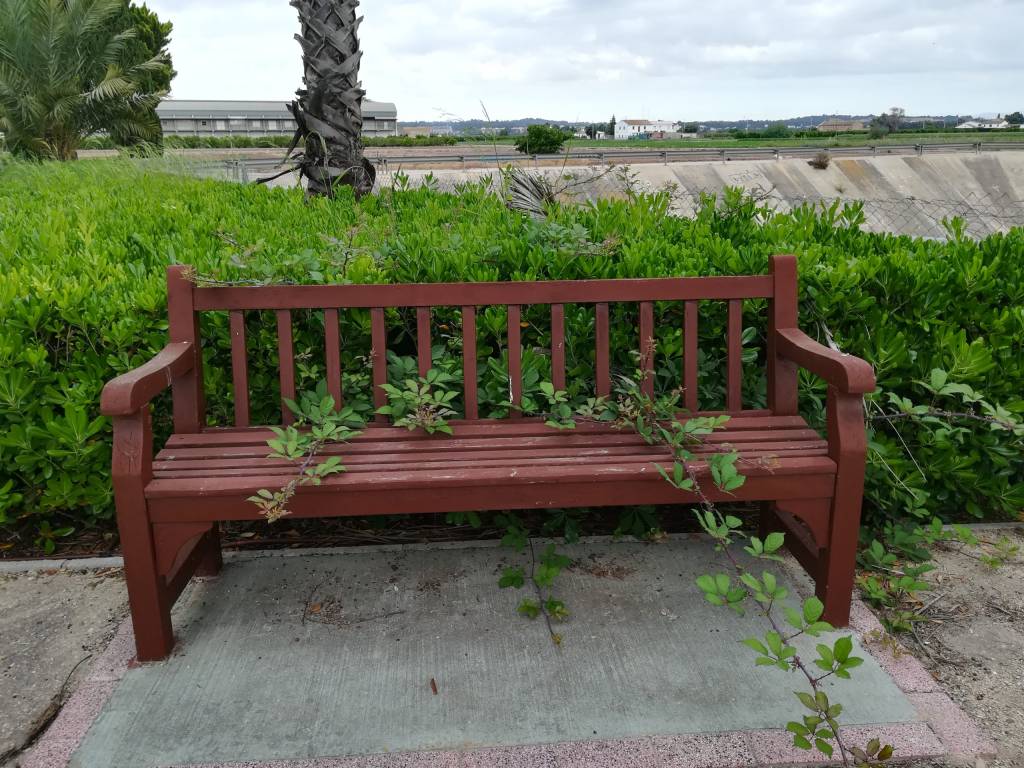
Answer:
148;0;1024;120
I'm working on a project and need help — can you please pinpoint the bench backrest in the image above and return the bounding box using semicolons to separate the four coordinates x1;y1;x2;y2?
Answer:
166;254;799;431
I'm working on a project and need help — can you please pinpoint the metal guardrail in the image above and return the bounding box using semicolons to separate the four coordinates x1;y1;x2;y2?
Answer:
205;141;1022;181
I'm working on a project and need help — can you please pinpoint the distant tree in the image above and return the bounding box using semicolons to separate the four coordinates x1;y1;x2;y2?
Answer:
879;106;905;133
514;124;570;155
584;125;596;139
102;2;175;146
760;122;791;139
0;0;170;160
608;114;616;136
682;123;699;133
1007;111;1024;125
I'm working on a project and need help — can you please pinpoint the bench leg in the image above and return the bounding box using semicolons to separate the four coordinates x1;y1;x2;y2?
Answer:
758;501;781;540
121;516;175;662
195;523;224;577
112;409;175;662
818;389;869;628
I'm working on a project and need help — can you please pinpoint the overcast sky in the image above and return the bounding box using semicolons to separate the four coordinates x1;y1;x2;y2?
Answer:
147;0;1022;122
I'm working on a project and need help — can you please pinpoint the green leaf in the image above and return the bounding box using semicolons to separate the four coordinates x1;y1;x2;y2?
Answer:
498;567;524;589
802;596;824;623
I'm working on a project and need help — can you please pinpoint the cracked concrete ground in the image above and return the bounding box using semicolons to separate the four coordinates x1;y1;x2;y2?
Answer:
0;568;126;768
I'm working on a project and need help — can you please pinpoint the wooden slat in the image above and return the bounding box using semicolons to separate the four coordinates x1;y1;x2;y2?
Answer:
146;456;838;500
595;302;610;397
192;275;775;311
462;305;478;420
507;305;522;418
229;311;249;427
371;308;387;423
551;304;566;392
148;470;840;522
684;300;699;412
416;307;431;378
163;413;806;447
154;442;830;476
157;427;826;461
324;308;342;409
154;447;832;480
639;301;655;399
276;310;295;425
727;299;743;411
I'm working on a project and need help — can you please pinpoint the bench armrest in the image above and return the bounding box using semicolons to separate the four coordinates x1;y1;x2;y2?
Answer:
774;329;875;395
101;342;195;417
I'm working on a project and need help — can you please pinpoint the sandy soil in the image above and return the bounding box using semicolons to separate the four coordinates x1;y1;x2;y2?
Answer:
904;526;1024;767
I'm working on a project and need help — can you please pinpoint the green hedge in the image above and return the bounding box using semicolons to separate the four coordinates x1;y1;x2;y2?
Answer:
0;160;1021;550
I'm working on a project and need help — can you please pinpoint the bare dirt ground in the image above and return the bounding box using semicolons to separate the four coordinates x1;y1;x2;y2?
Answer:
904;526;1024;767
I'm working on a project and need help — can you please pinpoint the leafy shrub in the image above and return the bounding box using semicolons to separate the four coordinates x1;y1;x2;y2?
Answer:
514;125;571;155
0;161;1021;550
808;151;830;170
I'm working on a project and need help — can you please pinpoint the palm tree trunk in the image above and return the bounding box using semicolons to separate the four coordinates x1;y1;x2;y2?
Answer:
289;0;375;198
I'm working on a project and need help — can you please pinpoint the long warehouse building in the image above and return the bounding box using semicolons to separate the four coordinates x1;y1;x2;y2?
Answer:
155;99;398;138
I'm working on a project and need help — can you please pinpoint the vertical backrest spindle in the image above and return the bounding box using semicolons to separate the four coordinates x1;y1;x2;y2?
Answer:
595;303;610;397
639;301;655;399
324;308;342;409
507;305;522;417
551;304;566;392
726;299;743;411
683;301;699;412
371;308;387;423
229;310;250;427
276;310;295;425
462;306;478;419
416;308;431;378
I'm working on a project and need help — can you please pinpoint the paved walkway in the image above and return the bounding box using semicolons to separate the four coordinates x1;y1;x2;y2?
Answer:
10;536;995;768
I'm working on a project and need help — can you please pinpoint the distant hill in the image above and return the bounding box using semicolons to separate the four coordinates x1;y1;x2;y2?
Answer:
399;114;970;135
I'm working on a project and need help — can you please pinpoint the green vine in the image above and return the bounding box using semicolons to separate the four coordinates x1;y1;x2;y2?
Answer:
251;361;901;764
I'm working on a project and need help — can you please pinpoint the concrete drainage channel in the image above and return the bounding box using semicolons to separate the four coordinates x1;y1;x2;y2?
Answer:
206;150;1024;241
4;528;1020;767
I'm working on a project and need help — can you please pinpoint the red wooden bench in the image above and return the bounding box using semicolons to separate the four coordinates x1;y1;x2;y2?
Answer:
101;254;875;661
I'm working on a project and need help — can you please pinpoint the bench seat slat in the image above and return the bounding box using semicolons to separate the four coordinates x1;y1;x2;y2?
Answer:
162;412;804;447
154;439;826;471
146;455;836;499
156;428;825;460
153;448;830;480
153;445;830;479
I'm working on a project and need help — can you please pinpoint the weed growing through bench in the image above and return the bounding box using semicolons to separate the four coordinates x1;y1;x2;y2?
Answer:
248;384;367;523
247;360;902;764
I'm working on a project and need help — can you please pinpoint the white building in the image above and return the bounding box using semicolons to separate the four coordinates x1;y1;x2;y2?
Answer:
956;118;1010;130
614;118;679;140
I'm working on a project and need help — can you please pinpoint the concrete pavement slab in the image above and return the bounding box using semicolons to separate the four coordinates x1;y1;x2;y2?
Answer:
64;537;926;768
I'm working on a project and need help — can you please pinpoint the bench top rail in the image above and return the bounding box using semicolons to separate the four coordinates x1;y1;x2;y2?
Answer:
166;257;799;431
189;274;775;311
